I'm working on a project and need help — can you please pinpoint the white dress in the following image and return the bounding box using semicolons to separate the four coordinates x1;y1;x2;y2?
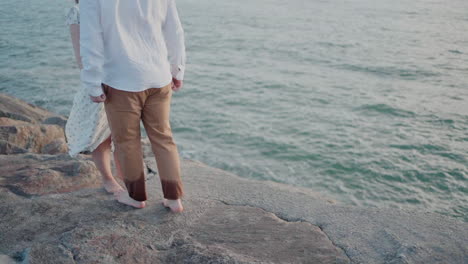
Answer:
65;4;112;157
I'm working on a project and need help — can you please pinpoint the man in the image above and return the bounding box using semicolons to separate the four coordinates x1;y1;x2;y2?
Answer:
79;0;186;212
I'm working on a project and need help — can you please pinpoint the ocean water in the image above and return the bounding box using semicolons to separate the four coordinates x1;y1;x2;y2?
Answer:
1;0;467;221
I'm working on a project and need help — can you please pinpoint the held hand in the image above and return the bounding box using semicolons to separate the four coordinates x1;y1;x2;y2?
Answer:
90;94;106;103
171;78;183;92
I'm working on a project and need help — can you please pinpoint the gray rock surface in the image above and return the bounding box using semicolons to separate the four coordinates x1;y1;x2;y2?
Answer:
0;94;68;155
0;153;101;196
0;94;52;124
40;138;69;155
0;124;67;154
0;93;467;264
42;116;68;129
0;140;29;155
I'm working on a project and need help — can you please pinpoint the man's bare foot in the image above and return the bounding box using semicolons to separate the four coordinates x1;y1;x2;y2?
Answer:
103;179;124;194
115;190;146;209
162;198;184;213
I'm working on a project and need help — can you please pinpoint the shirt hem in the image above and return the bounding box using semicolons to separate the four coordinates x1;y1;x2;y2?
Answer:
101;78;173;93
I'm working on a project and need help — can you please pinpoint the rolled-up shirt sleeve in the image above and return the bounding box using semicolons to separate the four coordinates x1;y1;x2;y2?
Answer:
163;0;186;81
79;0;104;97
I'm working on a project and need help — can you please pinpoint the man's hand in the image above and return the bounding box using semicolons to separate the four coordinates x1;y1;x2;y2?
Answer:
171;78;183;92
90;94;106;103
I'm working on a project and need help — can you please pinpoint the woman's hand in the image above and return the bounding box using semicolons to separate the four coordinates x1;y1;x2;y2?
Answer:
90;94;106;103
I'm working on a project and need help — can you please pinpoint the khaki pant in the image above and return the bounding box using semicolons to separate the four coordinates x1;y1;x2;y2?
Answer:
102;82;184;201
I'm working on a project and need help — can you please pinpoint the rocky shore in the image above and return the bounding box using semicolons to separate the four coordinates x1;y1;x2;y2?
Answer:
0;93;466;264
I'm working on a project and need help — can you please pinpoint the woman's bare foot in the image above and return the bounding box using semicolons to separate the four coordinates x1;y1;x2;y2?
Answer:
115;190;146;209
103;179;124;194
162;198;184;213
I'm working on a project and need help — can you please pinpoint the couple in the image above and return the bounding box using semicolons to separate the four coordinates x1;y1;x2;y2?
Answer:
64;0;186;213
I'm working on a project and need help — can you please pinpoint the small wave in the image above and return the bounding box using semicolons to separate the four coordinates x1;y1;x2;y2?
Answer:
389;143;447;152
403;11;419;15
448;96;463;101
389;144;467;163
336;64;439;80
423;114;468;130
425;117;456;128
355;103;415;118
448;50;463;54
316;41;355;49
173;127;200;133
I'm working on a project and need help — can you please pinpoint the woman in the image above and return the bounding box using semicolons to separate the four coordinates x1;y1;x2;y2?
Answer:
65;0;126;198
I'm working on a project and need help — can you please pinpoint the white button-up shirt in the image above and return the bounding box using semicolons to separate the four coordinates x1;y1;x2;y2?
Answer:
79;0;186;97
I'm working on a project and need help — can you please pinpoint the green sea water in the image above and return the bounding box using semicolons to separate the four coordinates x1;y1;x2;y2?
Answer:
0;0;467;221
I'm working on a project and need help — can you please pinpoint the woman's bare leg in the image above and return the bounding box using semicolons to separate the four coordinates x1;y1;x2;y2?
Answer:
91;137;124;194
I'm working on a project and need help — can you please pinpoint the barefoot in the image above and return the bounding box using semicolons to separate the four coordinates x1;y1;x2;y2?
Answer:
103;179;124;194
162;198;184;213
115;190;146;209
